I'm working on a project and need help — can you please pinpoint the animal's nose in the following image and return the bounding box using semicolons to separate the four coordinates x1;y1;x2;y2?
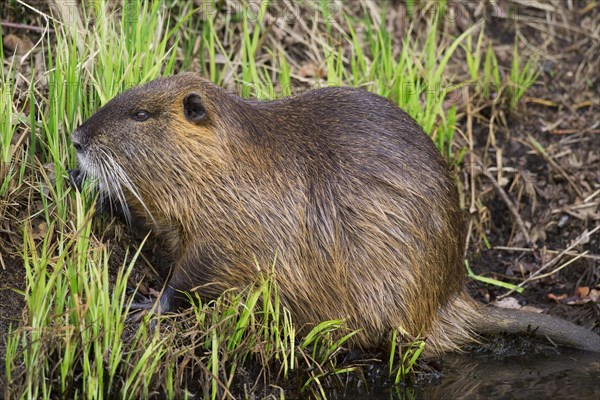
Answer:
71;129;84;152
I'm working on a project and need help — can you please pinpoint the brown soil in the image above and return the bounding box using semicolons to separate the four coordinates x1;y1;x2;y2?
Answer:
464;3;599;332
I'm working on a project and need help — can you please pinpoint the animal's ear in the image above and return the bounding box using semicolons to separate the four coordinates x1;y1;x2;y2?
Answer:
183;94;207;123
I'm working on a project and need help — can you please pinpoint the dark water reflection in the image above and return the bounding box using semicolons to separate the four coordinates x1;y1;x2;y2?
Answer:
423;349;600;399
341;349;599;400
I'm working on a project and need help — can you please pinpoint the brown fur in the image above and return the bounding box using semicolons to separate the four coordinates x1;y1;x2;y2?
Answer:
71;74;599;355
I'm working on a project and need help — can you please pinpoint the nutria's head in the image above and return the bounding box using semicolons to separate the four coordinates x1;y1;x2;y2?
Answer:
71;74;233;229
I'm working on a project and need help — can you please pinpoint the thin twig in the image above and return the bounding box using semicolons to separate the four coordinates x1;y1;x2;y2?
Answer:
494;246;600;261
16;0;61;24
529;251;589;281
480;166;532;246
464;87;475;257
526;134;584;198
0;21;53;33
498;225;600;299
466;87;476;215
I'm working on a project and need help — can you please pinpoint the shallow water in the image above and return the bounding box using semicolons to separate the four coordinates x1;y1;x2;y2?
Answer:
330;348;600;400
423;349;600;399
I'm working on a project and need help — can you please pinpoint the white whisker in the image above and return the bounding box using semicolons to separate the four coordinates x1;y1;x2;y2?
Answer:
95;147;157;228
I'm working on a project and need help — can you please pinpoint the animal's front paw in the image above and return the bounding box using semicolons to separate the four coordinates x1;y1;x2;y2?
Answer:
68;169;84;191
126;286;174;314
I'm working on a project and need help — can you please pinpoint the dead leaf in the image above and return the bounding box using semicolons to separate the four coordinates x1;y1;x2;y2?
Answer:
548;287;599;306
547;293;568;302
31;220;48;240
492;297;522;309
298;62;327;79
575;286;590;297
566;297;591;305
136;281;150;295
3;34;34;55
564;287;599;305
521;305;544;314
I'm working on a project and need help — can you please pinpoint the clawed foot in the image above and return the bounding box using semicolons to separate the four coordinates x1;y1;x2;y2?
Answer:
68;169;84;191
125;286;175;325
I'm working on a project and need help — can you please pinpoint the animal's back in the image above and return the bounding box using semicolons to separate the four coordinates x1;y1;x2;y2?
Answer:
233;87;470;349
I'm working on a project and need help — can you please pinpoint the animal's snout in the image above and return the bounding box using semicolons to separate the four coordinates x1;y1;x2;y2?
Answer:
71;128;85;153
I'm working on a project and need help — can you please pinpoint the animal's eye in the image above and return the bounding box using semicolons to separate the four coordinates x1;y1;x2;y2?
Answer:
132;110;150;121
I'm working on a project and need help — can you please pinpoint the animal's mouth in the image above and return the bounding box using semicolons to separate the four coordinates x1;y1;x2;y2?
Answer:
68;150;99;192
68;141;157;227
69;128;94;190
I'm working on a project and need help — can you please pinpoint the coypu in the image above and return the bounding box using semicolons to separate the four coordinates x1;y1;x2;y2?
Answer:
70;73;600;355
